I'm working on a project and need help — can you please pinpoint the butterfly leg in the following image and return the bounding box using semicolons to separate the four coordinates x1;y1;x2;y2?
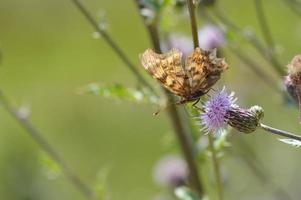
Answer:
192;98;200;106
192;98;204;111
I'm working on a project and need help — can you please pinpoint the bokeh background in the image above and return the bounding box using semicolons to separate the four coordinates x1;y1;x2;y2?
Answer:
0;0;301;199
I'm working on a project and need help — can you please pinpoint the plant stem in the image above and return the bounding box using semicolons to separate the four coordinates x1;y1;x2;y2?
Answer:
133;1;204;197
208;134;223;200
166;98;204;197
282;0;301;17
254;0;275;49
228;46;281;93
201;9;280;93
187;0;199;48
260;123;301;141
212;7;284;76
253;0;284;75
0;90;95;200
70;0;156;93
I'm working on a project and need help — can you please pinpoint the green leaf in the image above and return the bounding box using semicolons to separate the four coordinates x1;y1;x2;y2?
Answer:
175;186;200;200
82;83;162;105
278;138;301;148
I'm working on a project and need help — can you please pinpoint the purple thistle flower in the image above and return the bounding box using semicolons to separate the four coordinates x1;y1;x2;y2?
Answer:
153;155;188;188
200;88;237;135
200;88;265;135
198;25;226;50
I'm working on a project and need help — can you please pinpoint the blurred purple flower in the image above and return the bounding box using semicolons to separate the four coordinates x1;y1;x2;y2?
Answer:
166;34;193;58
200;87;236;135
198;25;226;50
153;155;188;188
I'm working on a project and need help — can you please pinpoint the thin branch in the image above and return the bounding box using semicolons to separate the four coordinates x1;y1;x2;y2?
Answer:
254;0;276;49
187;0;199;48
212;7;284;75
0;90;95;200
253;0;284;75
282;0;301;17
260;123;301;141
200;9;281;93
229;138;292;200
228;46;281;93
208;134;223;200
70;0;156;93
133;1;204;197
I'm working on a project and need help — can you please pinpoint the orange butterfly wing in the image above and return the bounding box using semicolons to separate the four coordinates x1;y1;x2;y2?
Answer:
141;48;190;97
185;48;228;95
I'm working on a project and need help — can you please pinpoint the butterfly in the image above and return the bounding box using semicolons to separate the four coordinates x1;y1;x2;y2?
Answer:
141;47;228;105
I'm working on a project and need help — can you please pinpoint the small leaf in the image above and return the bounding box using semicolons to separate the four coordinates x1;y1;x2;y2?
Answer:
81;83;162;105
278;138;301;148
175;186;200;200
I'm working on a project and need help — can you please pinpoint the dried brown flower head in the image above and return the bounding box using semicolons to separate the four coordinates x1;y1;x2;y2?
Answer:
286;55;301;122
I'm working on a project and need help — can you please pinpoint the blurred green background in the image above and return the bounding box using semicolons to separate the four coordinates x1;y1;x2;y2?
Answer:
0;0;301;199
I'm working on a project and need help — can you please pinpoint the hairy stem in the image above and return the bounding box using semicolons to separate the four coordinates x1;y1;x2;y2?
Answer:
212;7;284;76
133;1;204;197
187;0;199;48
0;90;95;199
282;0;301;17
254;0;275;49
208;134;223;200
71;0;156;93
254;0;284;75
228;46;280;93
260;123;301;141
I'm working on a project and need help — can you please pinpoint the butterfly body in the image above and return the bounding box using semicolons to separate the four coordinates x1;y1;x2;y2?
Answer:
141;47;228;105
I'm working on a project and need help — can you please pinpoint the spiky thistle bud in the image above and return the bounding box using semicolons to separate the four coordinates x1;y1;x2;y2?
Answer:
225;105;264;134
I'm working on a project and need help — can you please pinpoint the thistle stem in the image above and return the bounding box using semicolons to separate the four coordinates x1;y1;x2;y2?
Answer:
186;0;199;48
133;0;204;197
212;7;284;76
254;0;275;50
260;123;301;142
0;90;95;199
208;134;224;200
254;0;284;75
70;0;156;93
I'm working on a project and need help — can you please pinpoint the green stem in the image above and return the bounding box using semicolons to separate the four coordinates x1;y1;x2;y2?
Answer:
0;90;95;200
260;123;301;141
133;1;204;197
208;134;223;200
187;0;199;48
71;0;156;93
254;0;275;49
212;7;284;76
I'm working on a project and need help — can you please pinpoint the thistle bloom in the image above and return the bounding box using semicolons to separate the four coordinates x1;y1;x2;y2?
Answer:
153;155;188;188
198;25;225;50
200;88;264;135
200;88;237;135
